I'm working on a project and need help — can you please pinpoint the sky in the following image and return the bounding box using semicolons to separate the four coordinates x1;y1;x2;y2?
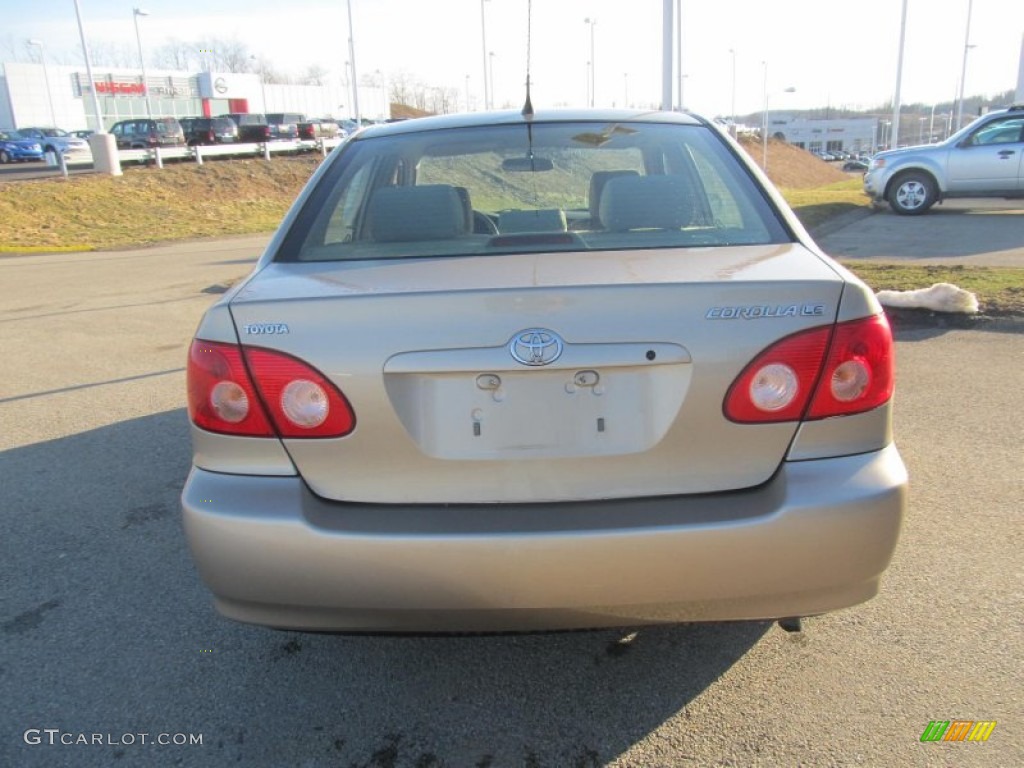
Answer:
2;0;1022;117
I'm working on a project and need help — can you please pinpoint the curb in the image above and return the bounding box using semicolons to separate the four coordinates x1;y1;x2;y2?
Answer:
884;307;1024;334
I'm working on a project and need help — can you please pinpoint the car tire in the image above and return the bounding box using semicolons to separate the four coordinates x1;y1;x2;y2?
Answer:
888;171;937;215
0;150;10;164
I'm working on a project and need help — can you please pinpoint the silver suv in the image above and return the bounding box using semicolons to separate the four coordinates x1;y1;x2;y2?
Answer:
864;104;1024;214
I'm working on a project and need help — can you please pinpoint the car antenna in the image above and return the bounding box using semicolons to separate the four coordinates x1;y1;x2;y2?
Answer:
521;0;534;119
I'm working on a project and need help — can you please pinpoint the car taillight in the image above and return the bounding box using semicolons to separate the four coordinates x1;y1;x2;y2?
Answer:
187;340;356;438
206;129;215;143
260;126;271;140
724;315;894;423
806;314;894;419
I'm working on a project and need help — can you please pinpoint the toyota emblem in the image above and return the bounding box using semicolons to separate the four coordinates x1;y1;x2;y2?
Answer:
509;328;564;366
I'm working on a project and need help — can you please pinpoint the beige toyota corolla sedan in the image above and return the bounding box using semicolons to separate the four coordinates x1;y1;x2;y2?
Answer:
182;109;906;633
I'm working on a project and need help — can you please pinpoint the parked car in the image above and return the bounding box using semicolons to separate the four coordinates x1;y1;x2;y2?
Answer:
70;129;94;140
179;116;239;146
0;129;44;163
183;108;907;634
16;127;91;160
109;117;185;149
843;159;869;172
220;113;271;143
265;112;302;141
297;118;341;141
864;103;1024;214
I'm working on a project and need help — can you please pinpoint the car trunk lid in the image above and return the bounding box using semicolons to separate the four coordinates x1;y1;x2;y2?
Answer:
228;244;844;503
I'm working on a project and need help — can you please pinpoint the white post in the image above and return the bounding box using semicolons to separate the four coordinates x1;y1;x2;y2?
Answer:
194;145;203;165
153;146;163;169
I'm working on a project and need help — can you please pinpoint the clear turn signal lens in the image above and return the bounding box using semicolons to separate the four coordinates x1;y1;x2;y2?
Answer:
830;359;871;402
749;363;799;412
280;379;329;428
210;380;250;423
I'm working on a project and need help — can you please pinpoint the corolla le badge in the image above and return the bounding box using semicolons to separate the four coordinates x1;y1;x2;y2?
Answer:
509;328;564;366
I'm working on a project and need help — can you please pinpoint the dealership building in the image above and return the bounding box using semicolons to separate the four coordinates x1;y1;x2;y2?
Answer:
0;61;386;132
761;114;881;155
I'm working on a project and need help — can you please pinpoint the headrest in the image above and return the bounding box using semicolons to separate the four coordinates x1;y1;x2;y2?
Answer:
589;169;640;224
368;185;467;242
598;175;695;232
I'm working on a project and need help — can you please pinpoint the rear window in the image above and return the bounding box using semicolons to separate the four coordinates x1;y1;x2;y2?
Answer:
154;118;180;132
279;120;790;263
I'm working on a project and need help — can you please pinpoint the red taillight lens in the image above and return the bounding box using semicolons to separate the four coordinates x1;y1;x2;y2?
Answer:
187;340;356;438
188;340;273;436
724;314;894;423
724;326;832;423
807;314;894;419
241;347;356;438
206;129;215;143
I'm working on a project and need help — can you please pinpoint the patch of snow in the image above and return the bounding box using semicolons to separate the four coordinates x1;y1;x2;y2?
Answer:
876;282;979;314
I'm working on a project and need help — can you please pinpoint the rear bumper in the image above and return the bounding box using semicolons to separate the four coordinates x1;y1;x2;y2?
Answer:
181;445;906;632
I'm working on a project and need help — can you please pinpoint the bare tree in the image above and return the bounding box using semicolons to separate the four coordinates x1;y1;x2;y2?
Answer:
154;38;194;71
388;71;425;109
217;38;252;74
427;86;459;115
302;65;329;86
87;41;137;69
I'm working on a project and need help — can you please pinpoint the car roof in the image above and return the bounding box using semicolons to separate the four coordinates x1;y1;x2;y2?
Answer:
355;108;705;139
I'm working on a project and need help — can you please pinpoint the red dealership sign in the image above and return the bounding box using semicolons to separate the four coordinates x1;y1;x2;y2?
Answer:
94;82;146;95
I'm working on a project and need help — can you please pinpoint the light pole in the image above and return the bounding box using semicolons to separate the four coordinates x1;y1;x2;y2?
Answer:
956;0;975;130
729;49;737;136
928;103;936;143
918;116;927;144
488;51;496;109
27;39;57;127
345;0;360;124
584;17;596;107
480;0;490;109
761;61;768;167
761;61;795;171
73;0;104;131
675;0;682;110
880;119;890;150
132;8;152;117
890;0;908;150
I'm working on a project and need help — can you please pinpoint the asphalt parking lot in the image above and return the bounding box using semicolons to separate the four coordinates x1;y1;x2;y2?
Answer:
1;208;1021;766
